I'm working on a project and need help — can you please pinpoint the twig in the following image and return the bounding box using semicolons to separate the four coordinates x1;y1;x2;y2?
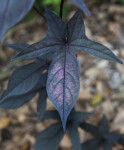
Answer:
33;6;47;21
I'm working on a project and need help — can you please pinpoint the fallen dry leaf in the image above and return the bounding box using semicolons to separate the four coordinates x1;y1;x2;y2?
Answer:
0;117;11;130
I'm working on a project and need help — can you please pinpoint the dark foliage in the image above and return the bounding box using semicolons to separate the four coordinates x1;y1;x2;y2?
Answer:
69;0;91;15
0;0;34;42
0;1;123;150
80;116;124;150
34;110;93;150
5;8;122;130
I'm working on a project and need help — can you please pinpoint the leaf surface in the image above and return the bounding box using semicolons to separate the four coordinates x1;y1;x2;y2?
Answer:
69;125;81;150
47;47;80;130
99;115;109;135
45;7;67;41
12;37;64;60
81;115;123;150
103;143;112;150
12;8;67;61
35;123;64;150
105;132;122;144
43;111;60;120
0;73;48;109
68;10;123;64
0;91;36;109
80;122;100;137
37;88;47;122
0;0;34;42
5;8;122;130
0;60;49;108
82;139;100;150
69;0;90;15
70;111;93;124
4;43;29;52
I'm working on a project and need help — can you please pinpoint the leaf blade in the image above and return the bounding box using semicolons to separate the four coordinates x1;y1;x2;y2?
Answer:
45;7;67;41
4;43;29;52
0;90;37;109
12;37;64;61
47;46;80;130
35;123;64;150
0;0;34;42
70;38;123;64
69;0;91;15
69;125;81;150
37;88;47;122
67;9;85;42
0;60;48;106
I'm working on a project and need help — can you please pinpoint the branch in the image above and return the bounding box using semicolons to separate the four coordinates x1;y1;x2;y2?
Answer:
60;0;65;18
33;6;47;21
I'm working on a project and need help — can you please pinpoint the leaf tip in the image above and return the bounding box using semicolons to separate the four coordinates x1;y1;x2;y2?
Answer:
85;9;91;16
115;57;123;64
62;118;67;132
59;115;68;132
44;6;49;14
118;59;123;64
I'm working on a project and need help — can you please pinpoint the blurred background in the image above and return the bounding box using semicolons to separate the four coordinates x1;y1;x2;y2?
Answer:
0;0;124;149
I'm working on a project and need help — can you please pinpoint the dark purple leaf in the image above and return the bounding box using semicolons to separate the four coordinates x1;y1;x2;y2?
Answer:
70;111;93;124
0;0;34;42
99;115;110;135
103;143;112;150
105;132;122;144
69;0;91;16
35;123;64;150
118;137;124;146
29;110;60;120
37;88;47;122
81;115;123;150
69;125;81;150
12;37;64;61
12;8;122;64
43;111;60;120
0;60;48;107
46;48;80;131
12;8;67;61
68;10;123;64
45;7;67;41
82;139;100;150
0;91;37;109
0;71;48;109
4;43;29;52
80;122;100;137
8;8;122;131
67;9;85;42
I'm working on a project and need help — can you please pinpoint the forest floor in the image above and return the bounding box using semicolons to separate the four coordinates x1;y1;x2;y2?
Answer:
0;3;124;150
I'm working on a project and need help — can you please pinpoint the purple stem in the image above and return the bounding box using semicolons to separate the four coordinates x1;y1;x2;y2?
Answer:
60;0;65;18
33;6;47;21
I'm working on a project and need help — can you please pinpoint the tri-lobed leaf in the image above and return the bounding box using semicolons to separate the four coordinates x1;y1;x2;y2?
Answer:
35;123;64;150
81;116;123;150
34;110;92;150
12;8;123;65
0;0;34;42
4;8;123;130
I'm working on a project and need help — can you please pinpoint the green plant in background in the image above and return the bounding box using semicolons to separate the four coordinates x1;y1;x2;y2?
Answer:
89;0;124;5
117;0;124;4
41;0;70;18
26;0;70;22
